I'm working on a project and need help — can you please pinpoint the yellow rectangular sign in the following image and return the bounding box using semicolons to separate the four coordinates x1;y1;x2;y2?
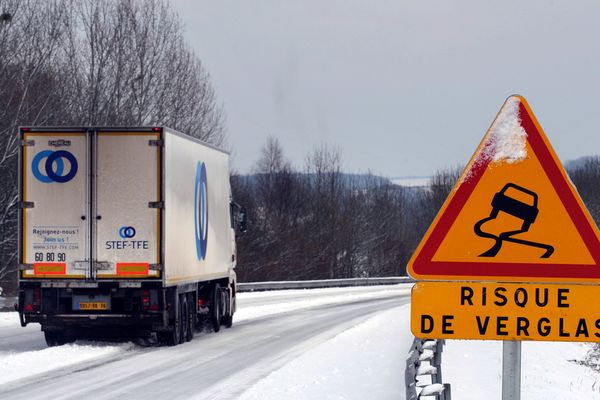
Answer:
411;281;600;342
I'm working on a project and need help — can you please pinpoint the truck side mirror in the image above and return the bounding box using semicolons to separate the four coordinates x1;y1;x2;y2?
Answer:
238;207;247;233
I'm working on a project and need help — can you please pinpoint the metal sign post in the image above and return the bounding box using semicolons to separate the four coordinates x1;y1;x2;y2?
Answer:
502;341;521;400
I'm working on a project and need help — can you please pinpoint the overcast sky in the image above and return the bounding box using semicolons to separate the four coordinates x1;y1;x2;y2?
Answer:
172;0;600;178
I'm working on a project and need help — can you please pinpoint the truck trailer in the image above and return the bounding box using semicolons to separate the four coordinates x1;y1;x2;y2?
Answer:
16;127;246;346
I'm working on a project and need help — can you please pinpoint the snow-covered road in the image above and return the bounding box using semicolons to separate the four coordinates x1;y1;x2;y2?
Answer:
0;284;412;400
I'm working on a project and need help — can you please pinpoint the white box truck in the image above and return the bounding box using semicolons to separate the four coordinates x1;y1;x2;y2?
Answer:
16;127;246;346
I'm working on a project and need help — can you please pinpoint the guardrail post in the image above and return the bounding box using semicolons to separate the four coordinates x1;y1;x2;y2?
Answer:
406;348;419;400
433;340;443;383
442;383;451;400
407;337;451;400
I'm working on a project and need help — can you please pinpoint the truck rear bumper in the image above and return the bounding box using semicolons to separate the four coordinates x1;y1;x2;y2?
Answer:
23;312;164;330
18;284;167;330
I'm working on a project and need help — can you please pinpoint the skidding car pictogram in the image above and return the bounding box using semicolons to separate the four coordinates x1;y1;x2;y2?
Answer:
474;183;554;258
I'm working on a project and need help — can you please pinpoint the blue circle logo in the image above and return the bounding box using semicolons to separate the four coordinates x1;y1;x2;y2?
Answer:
119;226;136;239
194;162;208;260
32;150;78;183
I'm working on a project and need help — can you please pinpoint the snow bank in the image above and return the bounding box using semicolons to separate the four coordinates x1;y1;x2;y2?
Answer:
238;304;412;400
444;339;600;399
235;284;412;323
0;312;18;328
0;342;135;386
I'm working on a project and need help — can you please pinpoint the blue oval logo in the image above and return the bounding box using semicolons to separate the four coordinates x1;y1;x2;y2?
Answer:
194;162;208;260
119;226;136;239
32;150;78;183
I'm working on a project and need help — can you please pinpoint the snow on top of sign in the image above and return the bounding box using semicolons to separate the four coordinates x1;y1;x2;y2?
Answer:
463;96;527;183
487;96;527;163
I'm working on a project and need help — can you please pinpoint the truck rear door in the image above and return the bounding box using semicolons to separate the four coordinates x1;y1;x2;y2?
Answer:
20;129;89;279
94;130;162;279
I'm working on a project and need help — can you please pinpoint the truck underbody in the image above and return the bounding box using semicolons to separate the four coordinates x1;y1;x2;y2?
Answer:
18;278;236;346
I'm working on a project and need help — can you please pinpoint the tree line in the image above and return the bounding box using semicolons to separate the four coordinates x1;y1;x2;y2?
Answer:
0;0;224;293
231;139;600;283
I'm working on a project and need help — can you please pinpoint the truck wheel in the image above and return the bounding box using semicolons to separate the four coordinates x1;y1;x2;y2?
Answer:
222;288;234;329
181;295;192;343
185;293;195;342
157;329;179;346
44;330;67;347
211;283;222;333
158;295;182;346
222;312;233;328
178;294;185;344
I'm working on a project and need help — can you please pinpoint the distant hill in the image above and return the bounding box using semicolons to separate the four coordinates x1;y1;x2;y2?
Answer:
237;172;439;190
391;155;600;188
390;176;430;188
565;155;599;171
237;157;599;192
234;172;393;189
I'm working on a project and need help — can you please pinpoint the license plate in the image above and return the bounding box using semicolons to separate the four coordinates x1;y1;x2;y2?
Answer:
73;294;111;311
78;302;108;310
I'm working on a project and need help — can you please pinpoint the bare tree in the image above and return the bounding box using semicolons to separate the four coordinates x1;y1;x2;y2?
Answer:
255;136;289;175
64;0;225;145
568;156;600;225
233;147;600;284
0;0;72;292
232;140;412;282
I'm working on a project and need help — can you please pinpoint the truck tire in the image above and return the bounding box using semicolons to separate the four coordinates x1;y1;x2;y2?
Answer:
157;328;179;346
185;293;195;342
45;330;67;347
158;294;182;346
178;294;185;344
211;283;222;333
222;287;234;329
181;295;192;343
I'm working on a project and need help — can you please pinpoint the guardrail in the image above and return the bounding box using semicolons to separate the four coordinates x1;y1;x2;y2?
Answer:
0;277;414;311
406;338;451;400
0;296;16;312
237;276;415;292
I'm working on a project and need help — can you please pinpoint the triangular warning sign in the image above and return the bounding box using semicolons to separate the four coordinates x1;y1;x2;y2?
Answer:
408;95;600;282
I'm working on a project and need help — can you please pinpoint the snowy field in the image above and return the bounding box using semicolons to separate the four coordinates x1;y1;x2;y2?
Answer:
445;339;600;400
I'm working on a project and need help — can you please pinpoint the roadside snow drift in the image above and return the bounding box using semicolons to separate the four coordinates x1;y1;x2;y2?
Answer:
445;339;600;400
238;305;412;400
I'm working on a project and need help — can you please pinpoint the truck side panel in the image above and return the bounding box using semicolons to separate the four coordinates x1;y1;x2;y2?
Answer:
164;131;234;286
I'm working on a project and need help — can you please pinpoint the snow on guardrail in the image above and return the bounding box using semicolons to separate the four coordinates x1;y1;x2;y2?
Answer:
0;296;16;312
237;276;414;291
406;338;451;400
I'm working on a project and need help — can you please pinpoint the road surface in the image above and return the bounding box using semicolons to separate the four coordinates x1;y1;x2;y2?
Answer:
0;285;411;399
